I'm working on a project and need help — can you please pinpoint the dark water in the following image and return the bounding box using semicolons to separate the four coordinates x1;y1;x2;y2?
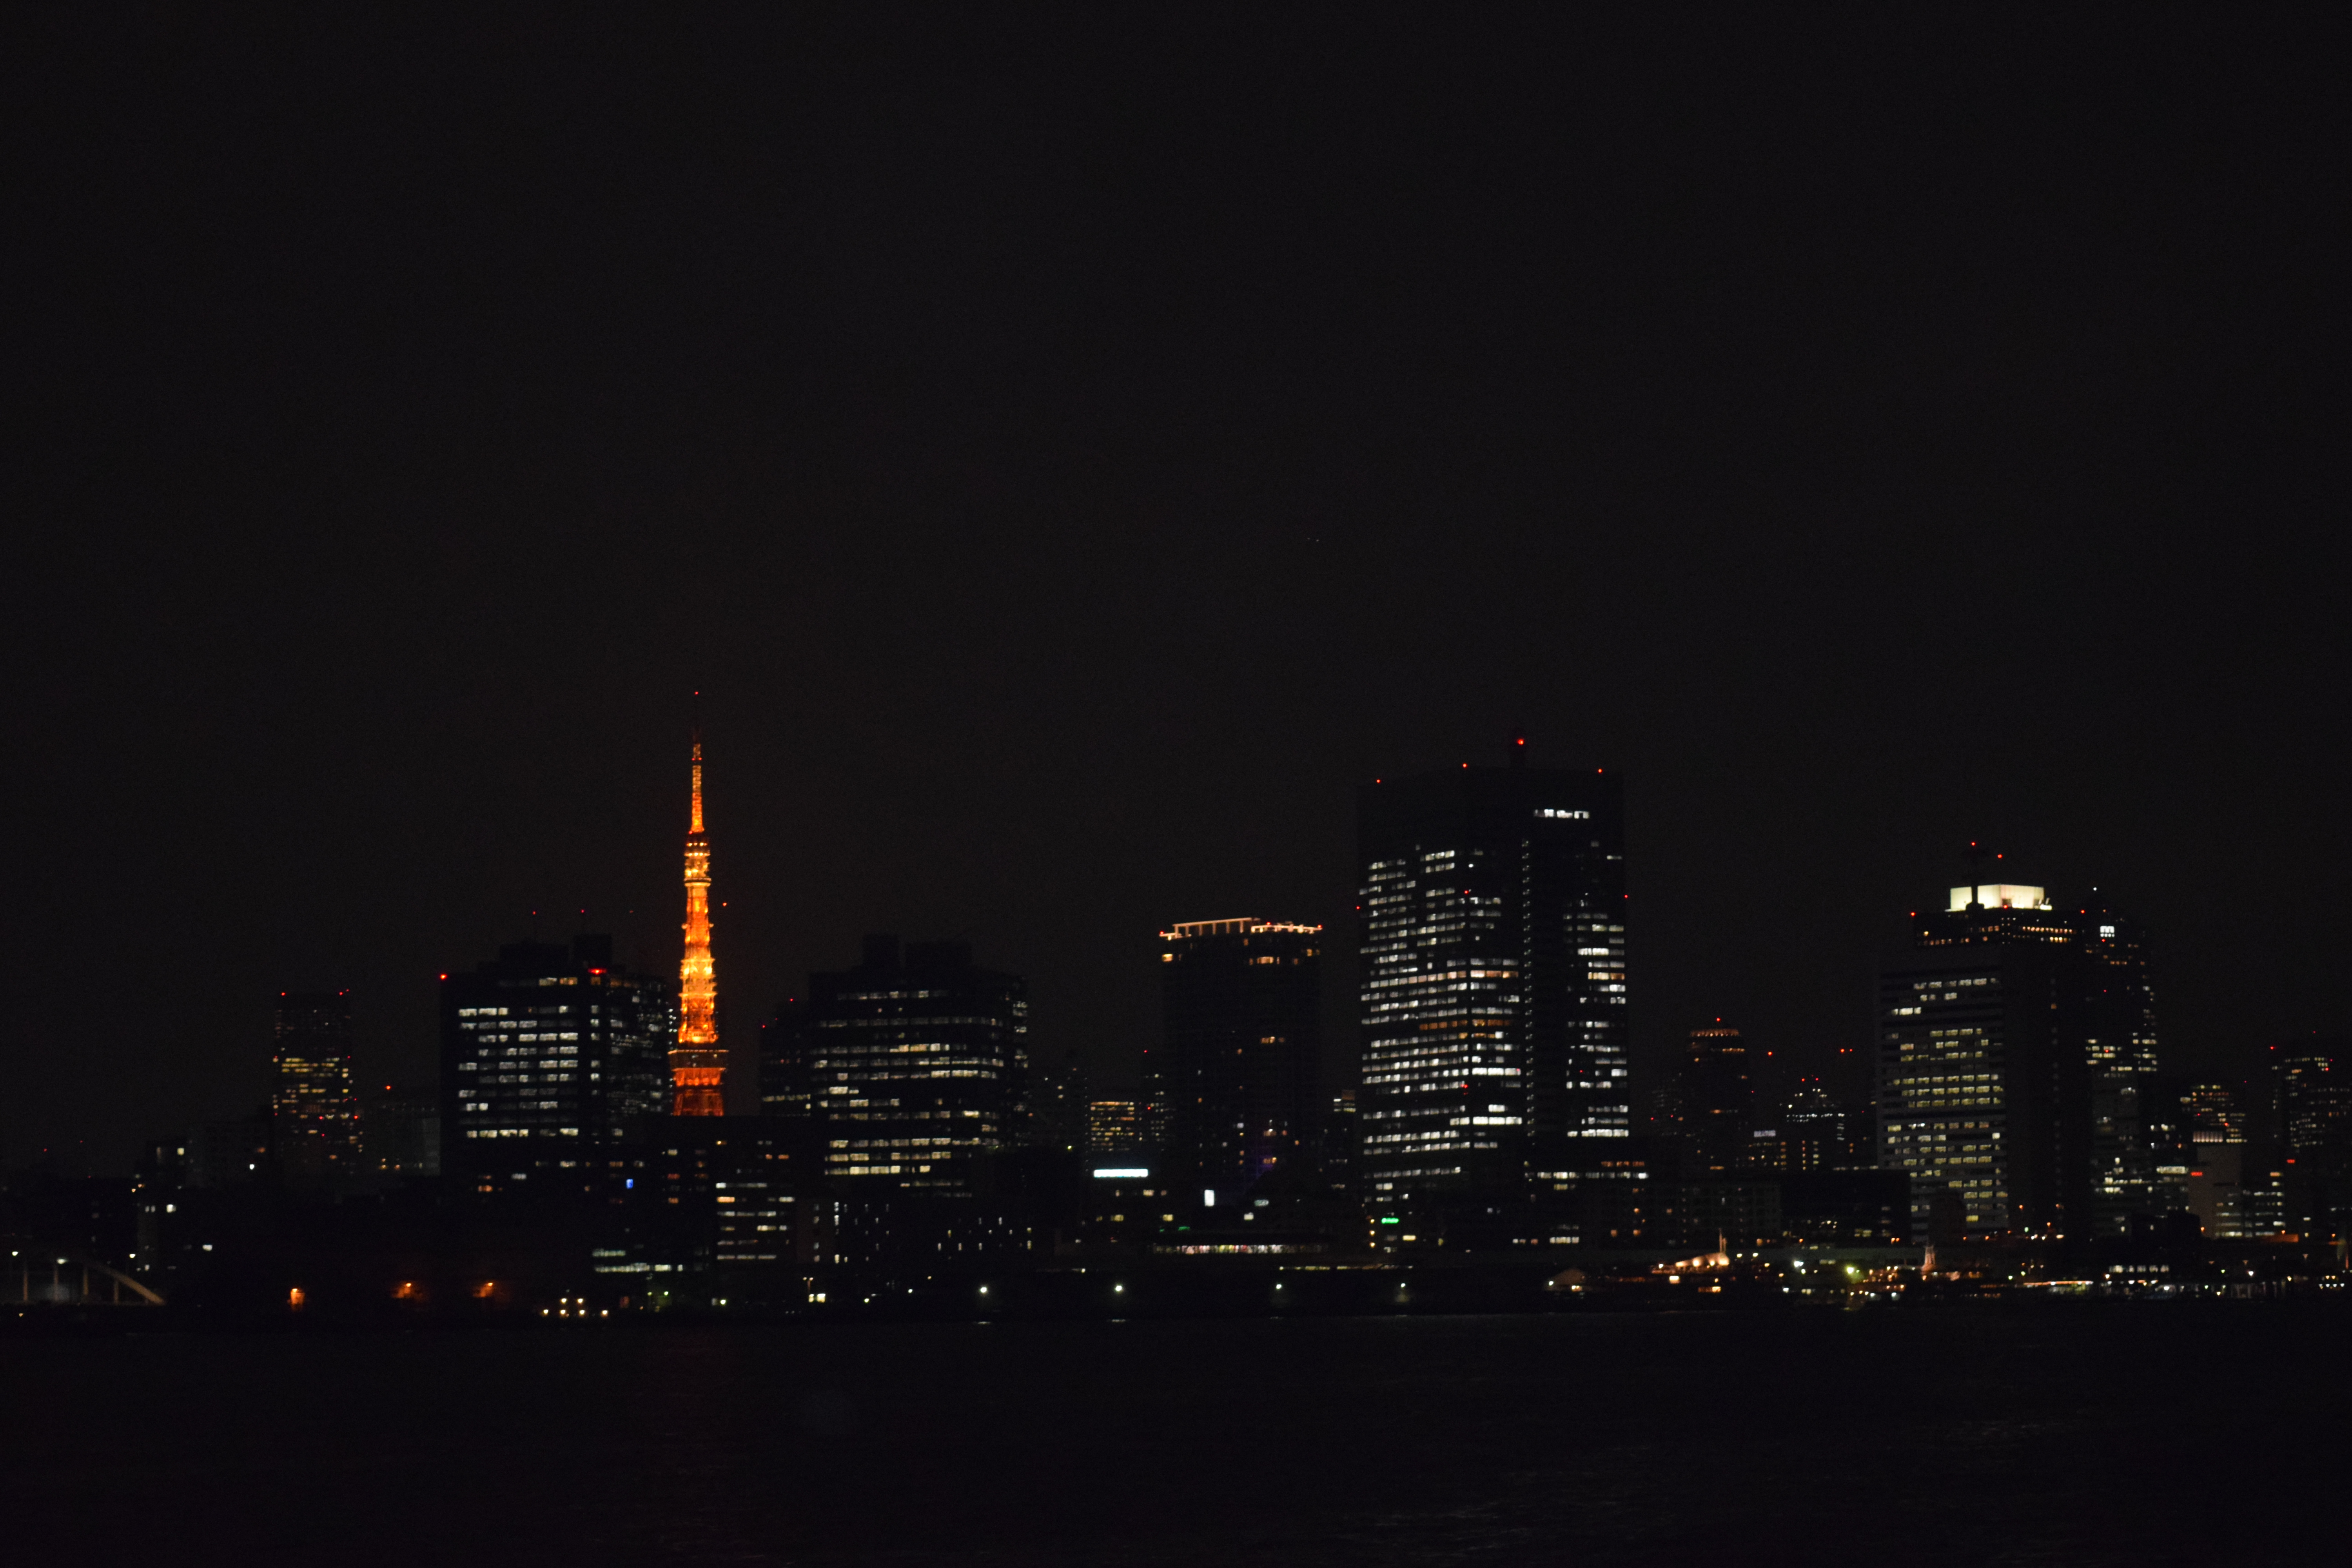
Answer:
3;1307;2341;1565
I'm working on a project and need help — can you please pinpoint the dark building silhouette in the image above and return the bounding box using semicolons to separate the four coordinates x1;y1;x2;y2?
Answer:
271;992;358;1186
757;995;811;1121
361;1084;441;1178
439;935;673;1194
1356;754;1628;1210
2274;1035;2352;1243
799;935;1027;1193
183;1111;272;1189
1781;1169;1910;1244
1672;1025;1755;1173
1766;1079;1869;1171
1149;918;1324;1203
593;1118;804;1298
1027;1049;1090;1155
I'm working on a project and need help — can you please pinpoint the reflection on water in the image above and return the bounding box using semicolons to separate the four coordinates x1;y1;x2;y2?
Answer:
2;1309;2339;1565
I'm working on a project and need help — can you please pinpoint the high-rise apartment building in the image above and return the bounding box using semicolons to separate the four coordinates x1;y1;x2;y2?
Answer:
1149;918;1324;1201
272;992;359;1184
1877;881;2162;1240
1356;755;1628;1208
799;936;1027;1191
439;934;673;1192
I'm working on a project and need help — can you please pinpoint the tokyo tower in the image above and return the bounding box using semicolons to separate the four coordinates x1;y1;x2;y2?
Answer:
671;712;725;1115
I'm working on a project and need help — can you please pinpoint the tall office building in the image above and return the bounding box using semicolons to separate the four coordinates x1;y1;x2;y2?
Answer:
2180;1081;2253;1238
1149;918;1324;1201
440;934;673;1191
272;992;359;1183
1670;1025;1755;1173
1087;1099;1143;1159
800;936;1027;1191
1026;1049;1091;1155
1877;881;2161;1240
1778;1080;1867;1171
1356;752;1628;1208
2274;1035;2352;1240
671;725;724;1116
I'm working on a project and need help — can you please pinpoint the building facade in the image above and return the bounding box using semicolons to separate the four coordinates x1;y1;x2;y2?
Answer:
2274;1036;2352;1241
1149;918;1324;1201
799;935;1027;1192
439;934;673;1192
1877;939;2078;1238
1087;1099;1143;1159
361;1083;441;1178
1670;1025;1755;1174
271;991;359;1184
1877;882;2162;1240
1356;757;1629;1209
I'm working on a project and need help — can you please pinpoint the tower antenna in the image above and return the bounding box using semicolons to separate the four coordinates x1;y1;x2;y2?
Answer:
671;696;723;1115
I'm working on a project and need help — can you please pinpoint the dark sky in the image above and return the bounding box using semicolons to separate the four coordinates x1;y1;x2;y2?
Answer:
5;11;2346;1172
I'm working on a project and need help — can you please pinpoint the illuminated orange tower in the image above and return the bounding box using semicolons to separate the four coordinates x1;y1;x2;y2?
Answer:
671;715;725;1115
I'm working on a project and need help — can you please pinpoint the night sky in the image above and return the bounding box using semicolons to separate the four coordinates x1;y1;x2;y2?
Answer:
6;11;2345;1171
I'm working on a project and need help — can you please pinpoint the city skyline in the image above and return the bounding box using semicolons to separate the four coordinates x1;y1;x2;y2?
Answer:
5;15;2345;1566
6;13;2343;1188
3;713;2335;1174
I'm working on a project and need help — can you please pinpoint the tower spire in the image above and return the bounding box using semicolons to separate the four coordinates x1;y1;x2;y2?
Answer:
671;697;724;1115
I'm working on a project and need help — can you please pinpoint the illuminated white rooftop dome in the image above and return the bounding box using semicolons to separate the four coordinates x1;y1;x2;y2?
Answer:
1949;884;2050;911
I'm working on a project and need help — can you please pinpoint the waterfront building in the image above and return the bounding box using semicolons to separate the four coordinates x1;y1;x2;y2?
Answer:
802;935;1027;1192
1149;918;1324;1201
439;933;673;1192
271;991;359;1183
1356;751;1628;1207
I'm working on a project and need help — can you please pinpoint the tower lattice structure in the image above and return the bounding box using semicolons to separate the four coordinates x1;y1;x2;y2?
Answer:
671;725;725;1115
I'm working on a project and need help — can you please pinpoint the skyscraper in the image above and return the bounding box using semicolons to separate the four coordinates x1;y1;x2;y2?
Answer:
1356;753;1628;1210
271;992;358;1184
1150;918;1324;1202
2274;1035;2352;1242
1026;1048;1090;1155
1876;880;2161;1240
672;722;724;1116
800;935;1028;1191
1670;1025;1755;1173
1087;1099;1143;1159
440;933;673;1191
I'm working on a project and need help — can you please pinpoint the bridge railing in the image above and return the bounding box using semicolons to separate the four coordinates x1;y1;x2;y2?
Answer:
7;1256;166;1307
